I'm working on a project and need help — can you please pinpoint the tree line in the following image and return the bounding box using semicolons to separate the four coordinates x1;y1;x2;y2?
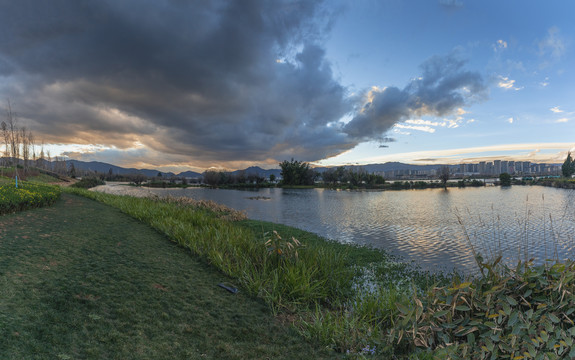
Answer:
202;170;269;187
279;158;385;187
0;101;77;178
1;101;37;171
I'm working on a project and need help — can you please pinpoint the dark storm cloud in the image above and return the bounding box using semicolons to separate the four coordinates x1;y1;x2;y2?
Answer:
343;53;486;142
0;0;353;164
0;1;485;167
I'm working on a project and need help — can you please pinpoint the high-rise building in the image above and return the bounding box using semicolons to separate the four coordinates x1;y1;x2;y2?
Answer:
479;161;486;174
523;162;531;174
494;160;501;175
486;162;494;175
508;161;515;174
501;161;508;174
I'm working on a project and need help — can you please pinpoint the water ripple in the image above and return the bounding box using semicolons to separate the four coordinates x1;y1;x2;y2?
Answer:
94;184;575;274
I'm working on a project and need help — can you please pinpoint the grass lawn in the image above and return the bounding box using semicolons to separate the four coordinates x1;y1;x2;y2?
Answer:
0;194;339;359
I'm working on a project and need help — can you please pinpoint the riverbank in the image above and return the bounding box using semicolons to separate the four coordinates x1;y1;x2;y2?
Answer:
68;187;575;358
537;178;575;189
67;187;454;357
0;193;340;359
91;183;575;274
6;185;575;357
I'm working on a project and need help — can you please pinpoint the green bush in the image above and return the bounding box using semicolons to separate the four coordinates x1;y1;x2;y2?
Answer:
391;255;575;359
70;177;105;189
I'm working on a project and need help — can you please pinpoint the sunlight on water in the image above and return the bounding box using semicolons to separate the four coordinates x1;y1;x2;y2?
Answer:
95;184;575;274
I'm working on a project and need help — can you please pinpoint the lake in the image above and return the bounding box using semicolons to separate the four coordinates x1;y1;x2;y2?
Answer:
94;184;575;274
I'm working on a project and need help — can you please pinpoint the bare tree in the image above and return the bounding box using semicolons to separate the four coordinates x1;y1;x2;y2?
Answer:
46;149;52;171
5;100;19;164
28;130;36;164
37;142;46;169
20;126;29;171
0;121;8;167
53;156;67;175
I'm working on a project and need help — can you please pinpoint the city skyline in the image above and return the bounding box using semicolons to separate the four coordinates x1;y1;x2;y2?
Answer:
0;1;573;172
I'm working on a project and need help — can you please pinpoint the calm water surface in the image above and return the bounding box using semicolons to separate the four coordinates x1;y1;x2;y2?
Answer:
95;184;575;274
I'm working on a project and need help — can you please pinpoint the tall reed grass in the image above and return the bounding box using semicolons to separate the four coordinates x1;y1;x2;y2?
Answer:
456;191;575;271
64;188;352;313
66;187;461;357
70;186;575;358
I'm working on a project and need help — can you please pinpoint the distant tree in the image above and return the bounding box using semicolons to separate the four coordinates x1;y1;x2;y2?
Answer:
347;167;366;186
279;159;315;186
336;166;348;183
203;170;221;187
235;170;246;184
269;174;276;183
367;173;385;185
0;121;8;166
246;172;264;184
69;162;76;178
499;172;512;186
37;143;45;169
5;101;19;164
438;166;450;189
562;152;575;178
157;172;162;178
53;157;67;175
129;173;147;186
321;168;338;185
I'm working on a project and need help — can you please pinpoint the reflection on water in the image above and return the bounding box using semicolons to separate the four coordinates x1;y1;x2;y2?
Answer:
94;184;575;274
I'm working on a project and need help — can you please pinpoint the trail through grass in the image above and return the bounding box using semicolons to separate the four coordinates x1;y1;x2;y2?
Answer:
0;194;339;359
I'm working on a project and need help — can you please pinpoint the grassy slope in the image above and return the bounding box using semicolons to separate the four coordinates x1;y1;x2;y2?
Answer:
0;194;339;359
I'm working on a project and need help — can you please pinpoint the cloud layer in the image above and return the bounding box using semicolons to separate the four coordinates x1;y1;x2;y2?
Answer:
0;0;486;169
344;54;486;142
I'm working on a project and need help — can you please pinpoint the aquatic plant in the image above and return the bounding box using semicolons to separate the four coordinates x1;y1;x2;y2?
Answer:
390;256;575;359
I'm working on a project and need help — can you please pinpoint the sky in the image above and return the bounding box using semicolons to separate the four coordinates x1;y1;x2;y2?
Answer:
0;0;573;173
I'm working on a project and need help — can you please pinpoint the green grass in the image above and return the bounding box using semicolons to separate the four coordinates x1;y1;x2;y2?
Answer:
0;193;340;359
26;173;63;184
64;188;353;314
63;188;456;357
54;186;575;358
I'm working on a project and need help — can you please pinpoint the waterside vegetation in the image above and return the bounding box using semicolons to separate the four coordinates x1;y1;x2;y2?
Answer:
4;162;575;357
60;186;575;358
1;193;338;359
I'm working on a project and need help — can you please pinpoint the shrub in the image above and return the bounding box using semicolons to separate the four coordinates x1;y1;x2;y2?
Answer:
391;255;575;359
0;181;61;214
70;177;105;189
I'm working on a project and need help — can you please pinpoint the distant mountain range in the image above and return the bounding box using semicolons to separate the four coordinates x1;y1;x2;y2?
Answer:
63;159;450;178
2;157;460;178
